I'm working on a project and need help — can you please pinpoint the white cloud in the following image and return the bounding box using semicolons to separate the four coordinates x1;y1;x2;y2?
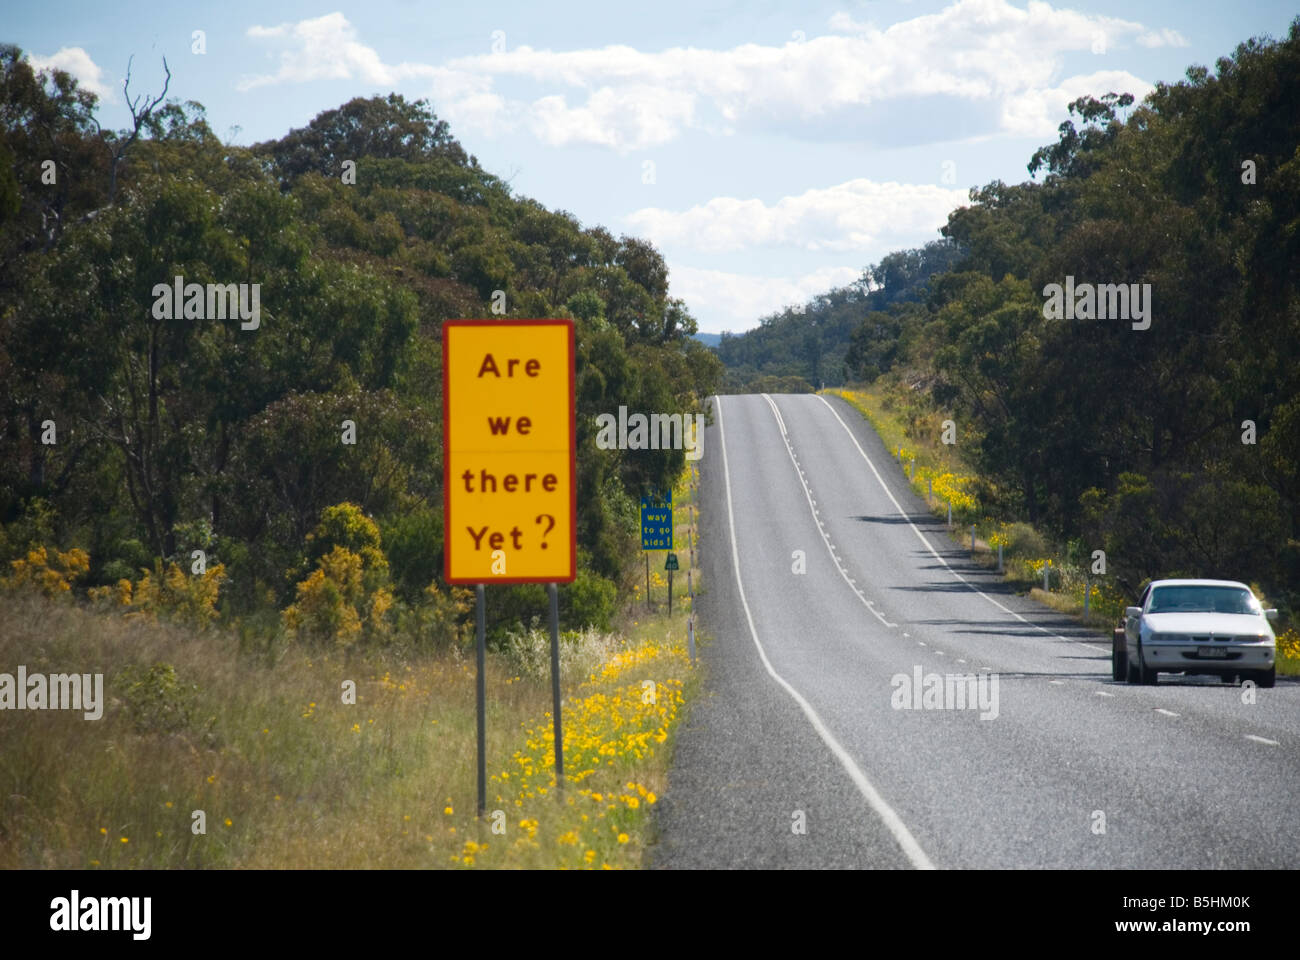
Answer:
527;85;697;150
999;69;1153;138
1137;28;1190;48
239;12;437;92
827;12;875;34
26;47;112;102
670;264;864;333
237;2;1183;148
627;179;969;254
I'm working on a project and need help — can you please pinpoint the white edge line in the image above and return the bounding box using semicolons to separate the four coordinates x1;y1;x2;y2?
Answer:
816;395;1108;654
1244;734;1279;746
716;395;936;870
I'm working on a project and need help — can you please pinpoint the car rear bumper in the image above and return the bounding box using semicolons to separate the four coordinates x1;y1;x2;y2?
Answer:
1141;642;1274;672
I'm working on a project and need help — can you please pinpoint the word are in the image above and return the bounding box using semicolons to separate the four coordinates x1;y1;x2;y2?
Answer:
477;353;540;377
0;666;103;720
50;890;151;940
595;406;704;461
1042;276;1151;330
890;666;999;720
151;275;261;330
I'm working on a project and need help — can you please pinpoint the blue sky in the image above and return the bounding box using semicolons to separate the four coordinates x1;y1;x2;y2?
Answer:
10;1;1298;333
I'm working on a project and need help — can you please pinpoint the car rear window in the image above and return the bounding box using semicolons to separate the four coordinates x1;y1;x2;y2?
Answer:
1148;586;1257;615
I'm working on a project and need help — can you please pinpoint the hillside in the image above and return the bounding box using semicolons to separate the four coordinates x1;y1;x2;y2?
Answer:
716;239;963;391
0;48;721;640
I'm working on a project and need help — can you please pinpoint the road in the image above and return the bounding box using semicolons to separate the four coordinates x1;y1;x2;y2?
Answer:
648;393;1300;869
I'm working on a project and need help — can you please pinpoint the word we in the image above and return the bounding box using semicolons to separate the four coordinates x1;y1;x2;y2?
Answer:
595;406;704;461
1042;276;1151;330
50;890;151;940
890;666;999;720
151;275;260;330
0;666;103;720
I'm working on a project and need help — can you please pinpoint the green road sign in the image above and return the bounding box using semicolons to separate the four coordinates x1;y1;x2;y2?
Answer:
664;553;679;571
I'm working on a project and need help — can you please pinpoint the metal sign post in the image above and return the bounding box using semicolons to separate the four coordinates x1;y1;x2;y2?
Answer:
548;582;563;790
475;583;486;817
687;566;695;665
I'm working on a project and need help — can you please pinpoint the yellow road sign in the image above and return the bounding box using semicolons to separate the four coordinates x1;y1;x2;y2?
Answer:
443;319;576;583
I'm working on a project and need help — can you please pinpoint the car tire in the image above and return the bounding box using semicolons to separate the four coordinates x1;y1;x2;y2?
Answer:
1111;632;1127;681
1136;644;1158;684
1219;673;1237;684
1255;667;1276;689
1126;652;1141;684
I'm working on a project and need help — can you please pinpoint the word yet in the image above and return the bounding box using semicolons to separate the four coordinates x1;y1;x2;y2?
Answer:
50;890;151;940
595;406;704;461
151;275;261;330
1042;276;1152;330
0;666;103;720
890;666;999;720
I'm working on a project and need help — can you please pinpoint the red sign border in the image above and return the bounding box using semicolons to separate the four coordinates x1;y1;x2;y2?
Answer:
442;318;577;585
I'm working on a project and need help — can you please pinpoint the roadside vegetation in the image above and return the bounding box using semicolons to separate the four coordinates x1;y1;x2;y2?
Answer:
828;383;1299;678
0;466;705;869
0;48;720;867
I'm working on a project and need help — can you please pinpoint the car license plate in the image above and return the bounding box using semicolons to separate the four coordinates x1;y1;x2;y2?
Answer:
1197;647;1228;658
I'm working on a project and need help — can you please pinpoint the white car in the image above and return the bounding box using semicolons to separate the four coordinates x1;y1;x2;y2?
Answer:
1112;579;1278;687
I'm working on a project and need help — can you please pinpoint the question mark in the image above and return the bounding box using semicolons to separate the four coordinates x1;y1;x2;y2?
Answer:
535;514;555;548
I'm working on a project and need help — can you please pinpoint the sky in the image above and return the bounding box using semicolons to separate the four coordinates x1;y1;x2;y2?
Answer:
10;1;1298;334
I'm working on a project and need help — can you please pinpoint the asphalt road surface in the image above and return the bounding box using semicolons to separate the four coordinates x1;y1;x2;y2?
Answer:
648;393;1299;869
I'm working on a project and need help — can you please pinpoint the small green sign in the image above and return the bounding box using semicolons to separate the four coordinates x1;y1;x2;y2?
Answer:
664;553;679;571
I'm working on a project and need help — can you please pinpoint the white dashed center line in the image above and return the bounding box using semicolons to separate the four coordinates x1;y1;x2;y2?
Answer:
761;394;897;629
1245;734;1279;746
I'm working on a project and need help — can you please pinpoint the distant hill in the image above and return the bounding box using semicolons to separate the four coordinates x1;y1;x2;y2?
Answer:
717;239;963;391
693;332;723;348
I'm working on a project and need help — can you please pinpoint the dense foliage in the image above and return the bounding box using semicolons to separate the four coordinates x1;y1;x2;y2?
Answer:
717;239;962;391
0;45;721;641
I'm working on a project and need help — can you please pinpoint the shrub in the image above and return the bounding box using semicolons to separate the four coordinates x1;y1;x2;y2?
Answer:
1000;522;1049;559
562;568;618;632
116;662;196;734
129;559;227;628
3;545;90;598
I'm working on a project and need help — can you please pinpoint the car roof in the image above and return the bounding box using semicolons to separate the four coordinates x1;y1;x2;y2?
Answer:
1148;579;1251;589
